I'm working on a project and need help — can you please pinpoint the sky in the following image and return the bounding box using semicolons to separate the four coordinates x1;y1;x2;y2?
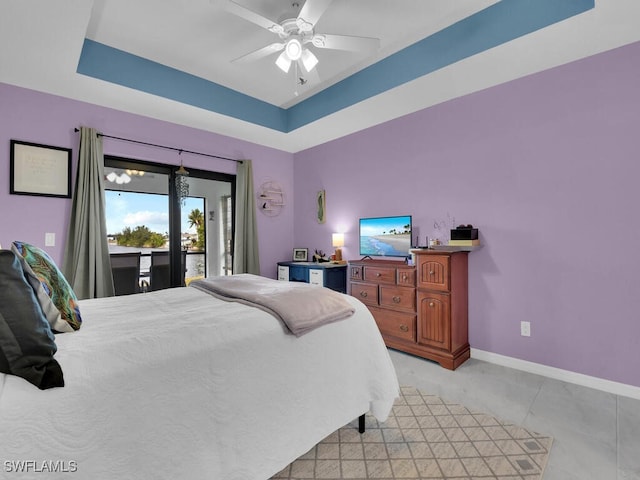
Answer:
105;190;204;236
359;215;412;237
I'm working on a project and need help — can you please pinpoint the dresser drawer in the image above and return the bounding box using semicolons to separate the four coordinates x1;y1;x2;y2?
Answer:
397;268;416;286
363;266;396;284
349;265;363;281
370;306;416;342
379;285;415;312
417;255;450;292
277;265;289;281
308;269;324;286
350;282;378;306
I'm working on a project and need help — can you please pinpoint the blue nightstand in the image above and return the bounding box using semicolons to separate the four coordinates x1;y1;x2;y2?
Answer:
277;261;347;294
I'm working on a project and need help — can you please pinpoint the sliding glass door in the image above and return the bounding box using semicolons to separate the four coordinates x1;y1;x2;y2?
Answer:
104;156;234;292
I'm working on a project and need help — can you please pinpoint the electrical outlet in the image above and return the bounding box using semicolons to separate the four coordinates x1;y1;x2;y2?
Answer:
520;321;531;337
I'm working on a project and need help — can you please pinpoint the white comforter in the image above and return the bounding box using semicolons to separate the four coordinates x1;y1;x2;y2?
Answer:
0;286;399;480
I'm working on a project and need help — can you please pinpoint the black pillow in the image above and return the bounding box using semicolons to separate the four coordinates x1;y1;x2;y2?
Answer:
0;250;64;389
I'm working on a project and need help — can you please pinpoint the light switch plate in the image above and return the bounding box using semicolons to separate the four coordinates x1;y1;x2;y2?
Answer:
45;233;55;247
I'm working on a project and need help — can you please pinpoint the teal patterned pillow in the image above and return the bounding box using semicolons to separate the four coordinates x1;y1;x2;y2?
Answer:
19;259;73;333
11;241;82;331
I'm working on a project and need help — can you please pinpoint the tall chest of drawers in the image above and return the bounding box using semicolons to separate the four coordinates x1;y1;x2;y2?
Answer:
349;252;470;370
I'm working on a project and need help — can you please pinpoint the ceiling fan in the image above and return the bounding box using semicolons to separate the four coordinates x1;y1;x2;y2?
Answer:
227;0;380;77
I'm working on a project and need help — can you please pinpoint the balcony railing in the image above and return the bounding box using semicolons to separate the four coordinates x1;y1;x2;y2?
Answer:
109;247;205;295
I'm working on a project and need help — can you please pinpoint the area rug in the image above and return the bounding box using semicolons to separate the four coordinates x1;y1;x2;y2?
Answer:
271;386;553;480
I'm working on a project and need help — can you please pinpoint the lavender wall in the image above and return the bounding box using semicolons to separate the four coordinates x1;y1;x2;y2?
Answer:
0;83;294;279
293;41;640;387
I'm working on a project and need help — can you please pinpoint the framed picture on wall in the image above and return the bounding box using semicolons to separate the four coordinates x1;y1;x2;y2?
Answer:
10;140;72;198
293;248;308;262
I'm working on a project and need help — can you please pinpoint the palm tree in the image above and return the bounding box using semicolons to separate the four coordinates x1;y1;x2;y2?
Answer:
187;208;205;250
188;208;204;229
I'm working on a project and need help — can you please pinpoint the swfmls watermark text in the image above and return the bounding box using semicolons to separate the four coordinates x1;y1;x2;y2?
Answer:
3;460;77;474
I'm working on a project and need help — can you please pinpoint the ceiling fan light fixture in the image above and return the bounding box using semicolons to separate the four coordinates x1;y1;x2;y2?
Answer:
276;51;292;72
301;48;318;72
116;173;131;185
285;38;302;61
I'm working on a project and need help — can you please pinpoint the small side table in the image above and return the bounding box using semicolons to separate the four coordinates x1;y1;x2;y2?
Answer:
277;261;347;294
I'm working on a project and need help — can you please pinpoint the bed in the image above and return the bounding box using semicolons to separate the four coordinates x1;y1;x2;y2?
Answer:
0;268;399;479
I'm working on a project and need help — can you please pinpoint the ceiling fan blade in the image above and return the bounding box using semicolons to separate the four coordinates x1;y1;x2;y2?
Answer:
231;42;284;64
310;33;380;52
227;1;283;34
297;0;334;28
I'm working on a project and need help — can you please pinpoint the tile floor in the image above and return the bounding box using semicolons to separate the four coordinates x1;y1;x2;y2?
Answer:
389;350;640;480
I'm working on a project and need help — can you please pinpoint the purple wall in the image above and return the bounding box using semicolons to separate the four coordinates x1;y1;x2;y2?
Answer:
293;41;640;387
0;84;294;279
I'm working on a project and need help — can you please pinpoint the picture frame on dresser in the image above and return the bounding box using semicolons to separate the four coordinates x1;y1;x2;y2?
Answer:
10;140;72;198
293;248;308;262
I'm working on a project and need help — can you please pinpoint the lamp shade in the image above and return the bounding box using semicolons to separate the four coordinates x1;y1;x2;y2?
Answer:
332;233;344;248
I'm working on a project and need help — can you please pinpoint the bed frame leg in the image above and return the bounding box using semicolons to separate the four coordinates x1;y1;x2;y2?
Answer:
358;414;365;434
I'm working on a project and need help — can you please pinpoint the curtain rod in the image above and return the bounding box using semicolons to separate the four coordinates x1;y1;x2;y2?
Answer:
74;128;240;163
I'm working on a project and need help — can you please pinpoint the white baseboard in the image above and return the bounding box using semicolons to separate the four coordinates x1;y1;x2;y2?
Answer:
471;348;640;400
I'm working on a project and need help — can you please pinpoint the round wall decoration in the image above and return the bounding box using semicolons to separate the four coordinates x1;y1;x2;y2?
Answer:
257;180;285;217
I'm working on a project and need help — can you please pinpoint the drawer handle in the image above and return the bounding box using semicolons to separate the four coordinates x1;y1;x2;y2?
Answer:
392;296;401;303
429;302;435;307
399;324;409;332
376;272;381;277
360;291;368;298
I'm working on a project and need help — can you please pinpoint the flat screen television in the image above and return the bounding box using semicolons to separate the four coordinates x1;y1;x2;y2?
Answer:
359;215;412;258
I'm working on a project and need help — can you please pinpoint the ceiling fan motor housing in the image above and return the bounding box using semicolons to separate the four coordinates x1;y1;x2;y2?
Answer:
274;17;314;40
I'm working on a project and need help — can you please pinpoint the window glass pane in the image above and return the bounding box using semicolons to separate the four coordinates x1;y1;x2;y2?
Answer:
105;166;170;292
222;195;233;275
104;160;233;291
106;191;169;248
182;197;206;280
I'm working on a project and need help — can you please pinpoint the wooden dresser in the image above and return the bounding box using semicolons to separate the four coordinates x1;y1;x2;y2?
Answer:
349;251;470;370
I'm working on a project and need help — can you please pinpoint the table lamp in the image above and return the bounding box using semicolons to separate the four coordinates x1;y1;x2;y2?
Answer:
332;233;344;261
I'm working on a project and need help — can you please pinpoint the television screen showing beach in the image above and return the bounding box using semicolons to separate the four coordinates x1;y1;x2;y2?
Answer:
359;215;412;257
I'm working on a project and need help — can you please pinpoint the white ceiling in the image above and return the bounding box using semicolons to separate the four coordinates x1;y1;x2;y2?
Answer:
86;0;497;108
1;0;640;153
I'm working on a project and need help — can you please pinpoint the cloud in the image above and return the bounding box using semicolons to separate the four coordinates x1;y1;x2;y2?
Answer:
123;211;169;228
